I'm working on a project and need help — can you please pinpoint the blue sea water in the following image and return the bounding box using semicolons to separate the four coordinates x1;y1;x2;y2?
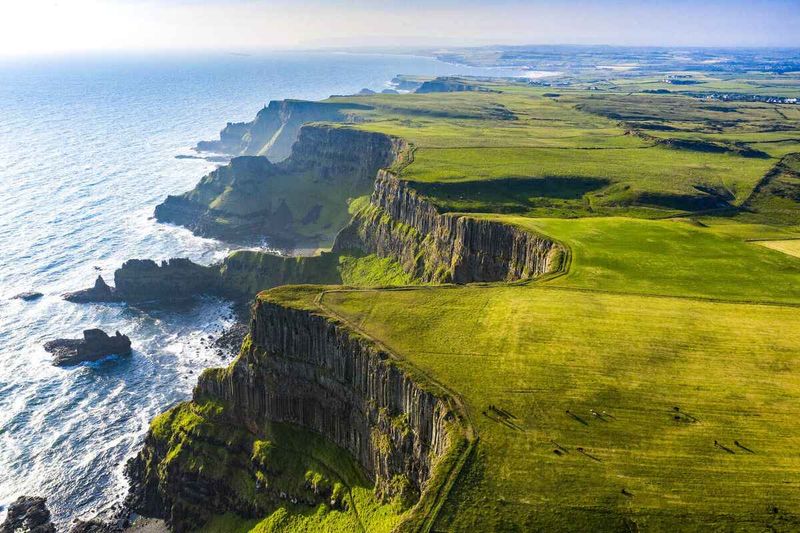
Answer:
0;51;516;527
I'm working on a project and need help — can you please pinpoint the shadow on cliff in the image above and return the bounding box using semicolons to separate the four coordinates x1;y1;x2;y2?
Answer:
410;176;611;214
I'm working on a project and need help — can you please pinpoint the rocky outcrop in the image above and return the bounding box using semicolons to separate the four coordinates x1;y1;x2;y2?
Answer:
63;251;344;306
126;295;466;531
63;275;118;303
157;125;408;248
113;259;218;302
0;496;56;533
336;171;566;283
216;250;341;298
45;329;132;366
64;260;219;304
196;100;371;162
415;77;496;94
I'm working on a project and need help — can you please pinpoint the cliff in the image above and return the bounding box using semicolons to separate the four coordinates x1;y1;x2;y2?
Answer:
196;100;371;162
335;171;566;283
126;290;470;531
157;125;407;248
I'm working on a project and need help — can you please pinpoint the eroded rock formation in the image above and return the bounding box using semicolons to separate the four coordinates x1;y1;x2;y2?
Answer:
63;260;218;304
196;100;371;161
44;329;132;366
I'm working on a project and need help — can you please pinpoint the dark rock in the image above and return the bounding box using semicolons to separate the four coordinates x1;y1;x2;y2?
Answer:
12;291;43;301
63;276;119;303
127;299;449;530
0;496;56;533
64;260;220;305
113;259;218;303
212;322;248;356
44;329;132;366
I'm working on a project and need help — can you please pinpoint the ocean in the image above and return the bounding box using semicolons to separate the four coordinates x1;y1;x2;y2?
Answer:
0;51;516;527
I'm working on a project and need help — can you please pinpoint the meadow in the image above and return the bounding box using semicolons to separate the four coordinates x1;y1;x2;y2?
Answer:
338;83;797;217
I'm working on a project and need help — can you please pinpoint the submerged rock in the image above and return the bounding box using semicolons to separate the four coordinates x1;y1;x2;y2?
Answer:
0;496;56;533
12;291;43;301
44;329;132;366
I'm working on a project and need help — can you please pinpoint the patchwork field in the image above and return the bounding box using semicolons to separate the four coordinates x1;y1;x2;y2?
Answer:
755;238;800;258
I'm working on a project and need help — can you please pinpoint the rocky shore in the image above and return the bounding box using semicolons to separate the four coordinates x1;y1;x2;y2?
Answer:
64;92;563;530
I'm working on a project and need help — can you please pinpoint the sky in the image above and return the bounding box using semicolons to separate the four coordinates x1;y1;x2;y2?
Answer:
0;0;798;57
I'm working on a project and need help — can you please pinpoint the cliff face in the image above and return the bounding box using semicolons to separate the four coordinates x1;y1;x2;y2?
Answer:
196;100;371;162
127;295;463;531
201;299;453;496
335;171;566;283
157;125;407;248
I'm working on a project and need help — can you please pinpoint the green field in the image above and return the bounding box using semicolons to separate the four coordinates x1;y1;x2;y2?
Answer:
336;83;798;218
252;204;800;531
320;284;800;531
268;78;799;529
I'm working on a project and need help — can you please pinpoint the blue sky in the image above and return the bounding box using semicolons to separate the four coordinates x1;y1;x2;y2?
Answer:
1;0;798;57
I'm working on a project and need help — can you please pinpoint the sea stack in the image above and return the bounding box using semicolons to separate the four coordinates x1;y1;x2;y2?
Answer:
44;329;132;366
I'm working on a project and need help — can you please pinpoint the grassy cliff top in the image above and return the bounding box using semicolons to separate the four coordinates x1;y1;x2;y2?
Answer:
213;74;800;531
251;74;800;527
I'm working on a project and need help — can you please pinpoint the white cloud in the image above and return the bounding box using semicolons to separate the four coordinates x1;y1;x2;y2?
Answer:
0;0;796;57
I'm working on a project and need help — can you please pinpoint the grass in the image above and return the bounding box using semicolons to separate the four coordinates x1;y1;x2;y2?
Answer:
320;284;800;531
402;146;772;209
257;199;800;531
341;88;793;215
510;216;800;304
